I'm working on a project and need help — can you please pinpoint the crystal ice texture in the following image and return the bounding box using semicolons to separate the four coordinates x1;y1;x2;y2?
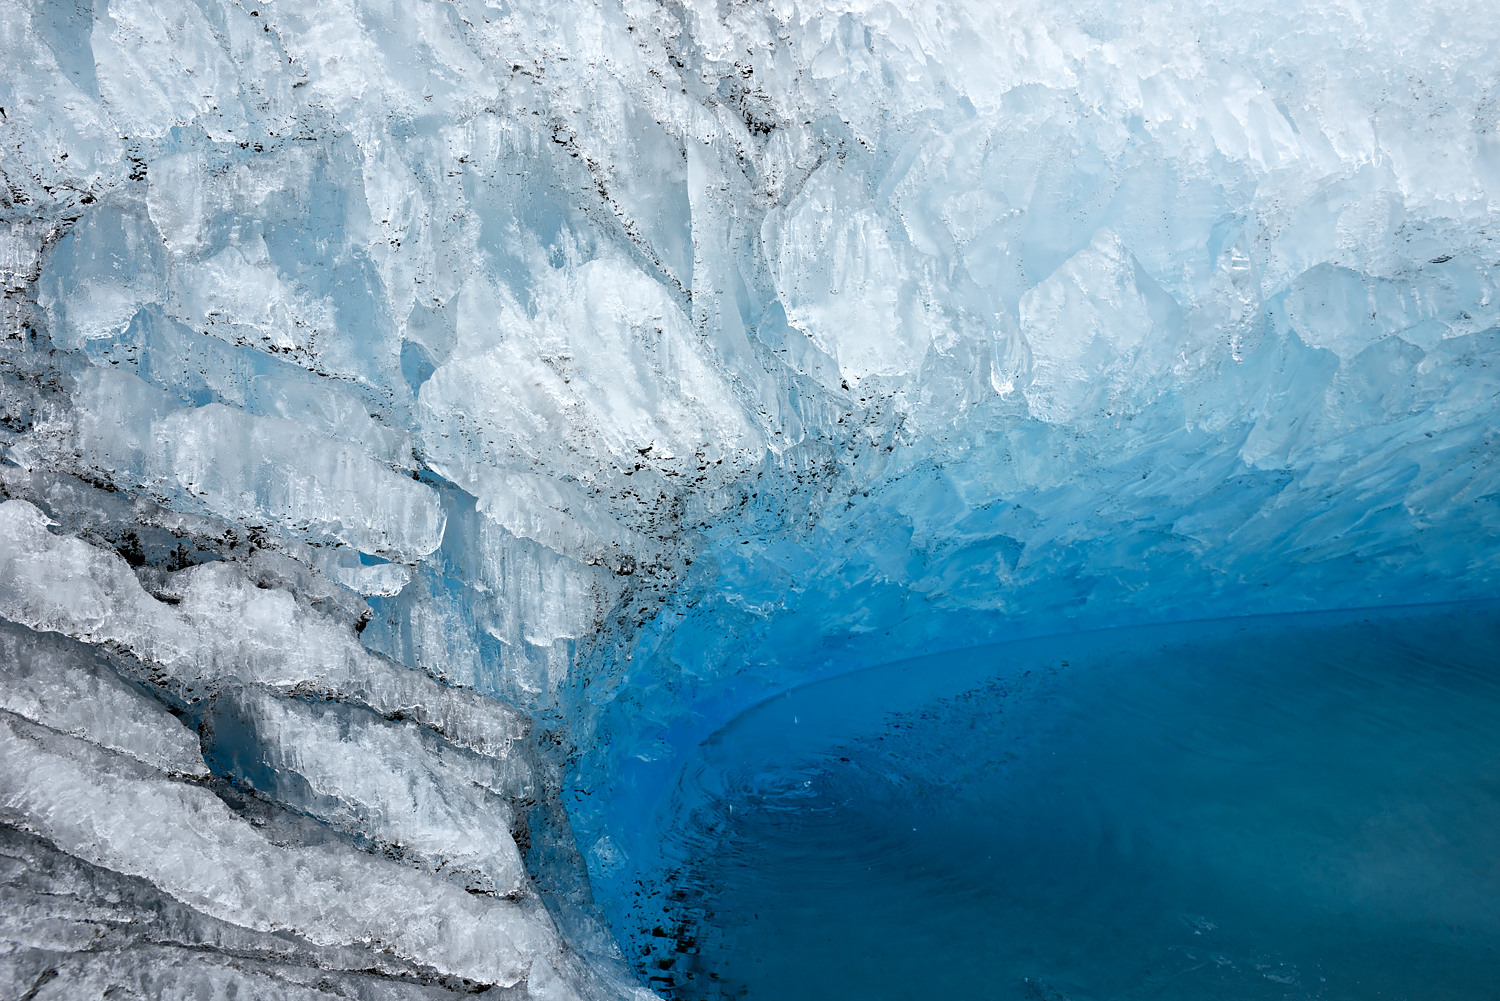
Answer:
1;0;1498;996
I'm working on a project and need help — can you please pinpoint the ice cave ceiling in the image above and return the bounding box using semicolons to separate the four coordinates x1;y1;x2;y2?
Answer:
1;0;1499;997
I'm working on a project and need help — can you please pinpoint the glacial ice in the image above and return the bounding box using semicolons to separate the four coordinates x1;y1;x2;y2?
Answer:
2;0;1499;997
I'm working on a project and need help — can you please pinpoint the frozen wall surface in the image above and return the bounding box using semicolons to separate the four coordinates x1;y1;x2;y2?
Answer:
2;0;1499;995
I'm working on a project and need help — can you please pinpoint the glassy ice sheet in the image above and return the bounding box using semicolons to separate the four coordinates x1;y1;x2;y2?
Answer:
621;603;1500;1000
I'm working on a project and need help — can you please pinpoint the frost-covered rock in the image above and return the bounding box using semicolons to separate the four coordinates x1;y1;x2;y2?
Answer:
0;713;554;986
0;499;525;754
0;620;207;777
199;683;533;898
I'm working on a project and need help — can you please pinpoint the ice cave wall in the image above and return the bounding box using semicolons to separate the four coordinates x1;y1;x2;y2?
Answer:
2;0;1500;997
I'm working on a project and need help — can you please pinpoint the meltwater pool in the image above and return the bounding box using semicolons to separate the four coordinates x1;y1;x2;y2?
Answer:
614;602;1500;1000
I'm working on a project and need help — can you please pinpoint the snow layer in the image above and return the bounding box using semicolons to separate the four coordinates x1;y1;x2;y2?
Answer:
2;0;1500;996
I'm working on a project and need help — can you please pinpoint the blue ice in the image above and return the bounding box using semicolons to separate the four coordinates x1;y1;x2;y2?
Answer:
2;0;1500;998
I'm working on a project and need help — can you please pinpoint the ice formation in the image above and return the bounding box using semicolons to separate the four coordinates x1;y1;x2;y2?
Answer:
1;0;1498;997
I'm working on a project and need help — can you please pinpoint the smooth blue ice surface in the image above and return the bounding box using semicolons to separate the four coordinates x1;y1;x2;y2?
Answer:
601;602;1500;999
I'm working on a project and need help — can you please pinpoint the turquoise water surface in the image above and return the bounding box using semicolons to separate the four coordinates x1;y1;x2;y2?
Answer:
620;603;1500;1000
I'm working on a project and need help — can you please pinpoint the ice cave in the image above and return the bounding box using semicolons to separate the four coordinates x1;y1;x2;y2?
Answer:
2;0;1499;997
